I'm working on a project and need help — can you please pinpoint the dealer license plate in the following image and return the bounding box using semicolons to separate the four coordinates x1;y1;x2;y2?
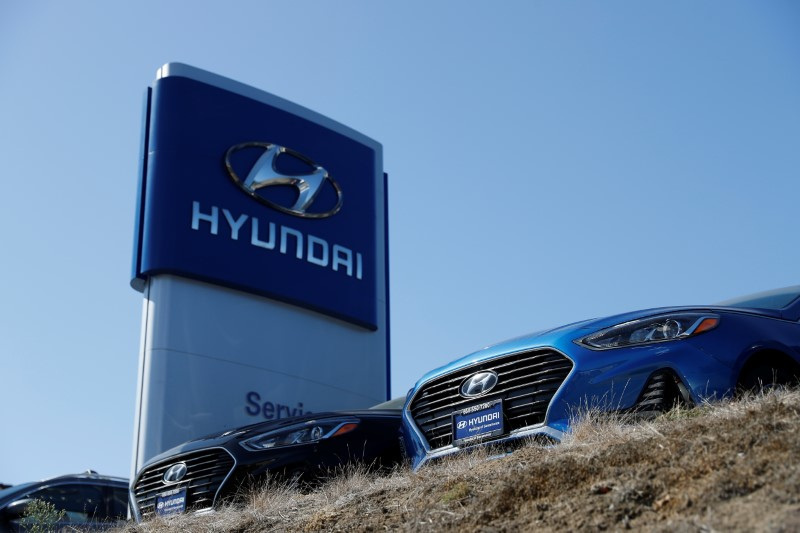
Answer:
156;487;187;516
452;399;505;446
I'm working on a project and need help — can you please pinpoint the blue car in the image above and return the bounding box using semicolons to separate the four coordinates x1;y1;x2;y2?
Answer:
402;286;800;469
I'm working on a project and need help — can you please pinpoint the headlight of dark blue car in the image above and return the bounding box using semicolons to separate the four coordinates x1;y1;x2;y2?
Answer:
577;313;719;350
240;418;359;451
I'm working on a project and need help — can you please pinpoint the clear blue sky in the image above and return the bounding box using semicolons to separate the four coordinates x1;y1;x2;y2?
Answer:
1;1;798;485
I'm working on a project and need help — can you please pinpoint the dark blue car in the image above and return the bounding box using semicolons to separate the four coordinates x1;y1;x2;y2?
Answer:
402;286;800;469
0;471;128;532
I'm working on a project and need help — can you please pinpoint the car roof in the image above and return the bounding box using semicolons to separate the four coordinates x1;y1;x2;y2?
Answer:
0;471;129;505
44;470;128;485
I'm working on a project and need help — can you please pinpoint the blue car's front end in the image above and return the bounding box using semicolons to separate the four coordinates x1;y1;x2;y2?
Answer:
402;296;800;470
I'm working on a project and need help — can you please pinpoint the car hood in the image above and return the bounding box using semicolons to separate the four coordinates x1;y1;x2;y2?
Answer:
141;409;400;468
410;304;779;391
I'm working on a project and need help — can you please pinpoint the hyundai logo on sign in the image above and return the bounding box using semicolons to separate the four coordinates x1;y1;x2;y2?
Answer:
459;371;499;398
225;142;343;219
131;63;384;329
163;463;188;484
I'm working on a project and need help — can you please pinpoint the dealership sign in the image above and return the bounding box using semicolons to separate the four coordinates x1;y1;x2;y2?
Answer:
130;64;389;474
132;64;382;329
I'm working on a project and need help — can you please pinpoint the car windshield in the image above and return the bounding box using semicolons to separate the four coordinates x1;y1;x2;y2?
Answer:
369;397;405;410
717;286;800;310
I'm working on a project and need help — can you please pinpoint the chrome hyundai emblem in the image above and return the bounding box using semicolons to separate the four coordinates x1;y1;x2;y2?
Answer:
459;371;499;398
163;463;188;484
224;142;343;219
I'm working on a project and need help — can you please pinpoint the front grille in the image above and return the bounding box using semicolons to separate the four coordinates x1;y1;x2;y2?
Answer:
133;448;235;518
409;348;573;450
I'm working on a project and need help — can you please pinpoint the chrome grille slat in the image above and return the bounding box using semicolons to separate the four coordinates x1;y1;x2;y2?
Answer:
410;348;572;450
413;380;563;426
133;448;235;519
411;362;570;415
413;357;569;409
411;373;566;421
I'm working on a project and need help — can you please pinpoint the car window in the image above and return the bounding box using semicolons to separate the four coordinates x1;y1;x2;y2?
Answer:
369;397;405;410
717;286;800;310
109;486;129;521
27;483;105;523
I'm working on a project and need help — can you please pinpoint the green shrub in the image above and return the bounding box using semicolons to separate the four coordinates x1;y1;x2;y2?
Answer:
21;499;65;533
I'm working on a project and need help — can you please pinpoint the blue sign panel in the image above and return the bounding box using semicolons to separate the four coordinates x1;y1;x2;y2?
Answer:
132;64;383;329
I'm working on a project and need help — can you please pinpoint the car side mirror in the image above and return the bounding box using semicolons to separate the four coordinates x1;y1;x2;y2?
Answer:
2;498;33;520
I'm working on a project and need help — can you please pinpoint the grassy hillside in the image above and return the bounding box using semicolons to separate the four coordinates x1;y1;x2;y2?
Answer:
119;390;800;532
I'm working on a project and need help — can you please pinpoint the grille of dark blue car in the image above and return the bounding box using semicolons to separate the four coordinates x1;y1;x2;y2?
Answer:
409;349;573;450
133;448;235;518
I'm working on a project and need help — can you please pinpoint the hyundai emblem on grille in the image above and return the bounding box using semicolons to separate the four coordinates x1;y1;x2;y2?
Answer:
163;463;188;484
459;371;499;397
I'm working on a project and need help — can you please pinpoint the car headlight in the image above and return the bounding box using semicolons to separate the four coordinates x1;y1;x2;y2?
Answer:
577;313;719;350
240;418;359;451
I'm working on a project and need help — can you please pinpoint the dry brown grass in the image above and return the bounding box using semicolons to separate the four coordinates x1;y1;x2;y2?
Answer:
117;389;800;532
